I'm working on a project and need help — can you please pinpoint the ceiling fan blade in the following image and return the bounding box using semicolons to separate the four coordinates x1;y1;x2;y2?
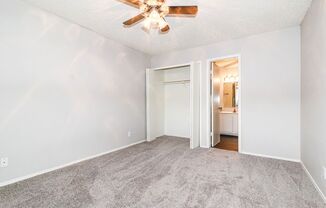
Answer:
168;6;198;16
160;24;170;33
123;13;145;26
118;0;141;8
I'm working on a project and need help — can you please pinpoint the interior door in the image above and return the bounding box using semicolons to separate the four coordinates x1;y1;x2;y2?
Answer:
212;63;221;146
146;68;164;141
190;62;201;149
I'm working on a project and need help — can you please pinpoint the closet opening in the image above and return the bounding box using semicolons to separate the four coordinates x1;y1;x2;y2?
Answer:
146;63;201;149
210;56;240;152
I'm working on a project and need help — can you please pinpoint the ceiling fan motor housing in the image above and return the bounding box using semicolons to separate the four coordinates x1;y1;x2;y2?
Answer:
140;1;169;17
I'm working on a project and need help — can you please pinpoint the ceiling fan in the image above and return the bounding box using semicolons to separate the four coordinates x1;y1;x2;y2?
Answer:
120;0;198;33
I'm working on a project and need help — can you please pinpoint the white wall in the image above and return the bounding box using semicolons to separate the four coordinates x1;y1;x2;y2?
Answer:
301;0;326;199
151;27;301;161
164;67;190;138
0;0;149;184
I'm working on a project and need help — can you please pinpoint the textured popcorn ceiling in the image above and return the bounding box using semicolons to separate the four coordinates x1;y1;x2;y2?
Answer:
22;0;312;55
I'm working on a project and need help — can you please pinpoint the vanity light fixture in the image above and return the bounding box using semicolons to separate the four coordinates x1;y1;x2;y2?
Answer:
224;75;239;83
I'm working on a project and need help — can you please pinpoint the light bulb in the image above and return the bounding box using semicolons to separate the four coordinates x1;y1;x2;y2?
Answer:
159;18;168;29
143;18;151;30
149;9;160;20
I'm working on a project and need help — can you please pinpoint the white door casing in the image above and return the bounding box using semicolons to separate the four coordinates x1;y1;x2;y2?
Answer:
190;62;201;149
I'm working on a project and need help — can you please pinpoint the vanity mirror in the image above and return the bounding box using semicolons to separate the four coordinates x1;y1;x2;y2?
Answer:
223;82;238;108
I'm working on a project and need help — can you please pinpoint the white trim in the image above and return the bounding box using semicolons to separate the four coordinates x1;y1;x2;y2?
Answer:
199;60;203;148
241;151;301;163
189;61;202;149
189;62;194;149
0;140;146;187
206;54;242;152
146;68;151;142
201;145;211;149
301;162;326;203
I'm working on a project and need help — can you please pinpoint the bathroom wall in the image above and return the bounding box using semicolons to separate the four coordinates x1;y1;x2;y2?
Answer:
0;0;149;184
301;0;326;200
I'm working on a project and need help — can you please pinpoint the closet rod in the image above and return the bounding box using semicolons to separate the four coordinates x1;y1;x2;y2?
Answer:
163;79;190;84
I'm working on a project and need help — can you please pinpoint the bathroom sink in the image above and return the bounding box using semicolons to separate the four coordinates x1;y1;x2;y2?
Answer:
220;111;234;114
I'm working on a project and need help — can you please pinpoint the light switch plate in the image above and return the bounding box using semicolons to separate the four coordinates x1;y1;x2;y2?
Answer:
323;166;326;180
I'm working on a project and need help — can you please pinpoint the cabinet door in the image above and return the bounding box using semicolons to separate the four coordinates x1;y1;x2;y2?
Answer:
220;114;233;134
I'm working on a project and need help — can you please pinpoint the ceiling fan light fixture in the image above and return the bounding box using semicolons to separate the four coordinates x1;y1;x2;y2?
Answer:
142;9;161;29
149;9;160;20
143;12;165;30
121;0;198;34
143;18;152;30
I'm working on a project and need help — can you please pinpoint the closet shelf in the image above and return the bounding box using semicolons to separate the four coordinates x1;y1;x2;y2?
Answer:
162;79;190;84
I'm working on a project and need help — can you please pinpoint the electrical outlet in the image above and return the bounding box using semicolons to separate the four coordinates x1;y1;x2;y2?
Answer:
0;157;8;168
128;131;131;137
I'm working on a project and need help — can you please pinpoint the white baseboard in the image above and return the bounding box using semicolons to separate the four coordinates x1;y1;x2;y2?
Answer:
301;162;326;203
0;140;146;187
241;151;301;163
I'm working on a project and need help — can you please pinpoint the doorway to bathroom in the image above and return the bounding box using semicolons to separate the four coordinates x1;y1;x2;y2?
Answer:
210;56;240;152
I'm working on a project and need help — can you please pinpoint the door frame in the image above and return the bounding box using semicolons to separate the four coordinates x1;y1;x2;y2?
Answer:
206;54;242;153
146;62;201;149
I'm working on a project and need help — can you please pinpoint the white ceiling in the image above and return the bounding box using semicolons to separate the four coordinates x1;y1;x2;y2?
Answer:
23;0;312;55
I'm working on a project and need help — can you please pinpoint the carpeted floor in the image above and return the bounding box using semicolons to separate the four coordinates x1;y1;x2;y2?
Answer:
0;136;325;208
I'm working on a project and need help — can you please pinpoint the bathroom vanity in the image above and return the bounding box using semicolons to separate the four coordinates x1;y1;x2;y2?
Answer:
220;111;238;136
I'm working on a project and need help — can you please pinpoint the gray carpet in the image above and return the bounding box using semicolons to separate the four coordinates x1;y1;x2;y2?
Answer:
0;136;325;208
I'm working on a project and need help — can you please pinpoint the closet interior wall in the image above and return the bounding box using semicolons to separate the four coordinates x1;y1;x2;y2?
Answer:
164;66;190;138
147;66;191;140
